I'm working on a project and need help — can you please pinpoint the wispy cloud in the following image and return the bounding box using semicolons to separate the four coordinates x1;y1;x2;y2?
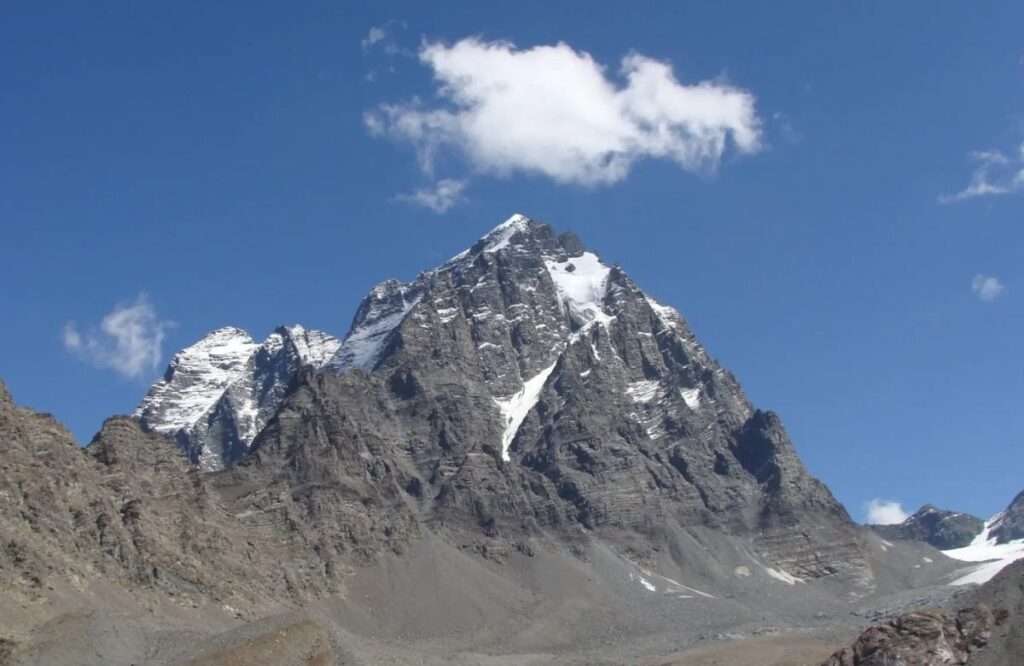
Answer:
940;142;1024;203
63;294;172;379
972;274;1006;303
365;38;762;189
397;178;467;213
361;26;388;51
864;498;909;525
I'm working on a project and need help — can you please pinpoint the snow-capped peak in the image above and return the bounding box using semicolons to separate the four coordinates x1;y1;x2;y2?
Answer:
138;323;342;470
445;213;537;264
135;327;259;434
482;213;533;253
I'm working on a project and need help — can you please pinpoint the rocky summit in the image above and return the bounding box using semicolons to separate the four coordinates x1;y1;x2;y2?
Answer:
0;215;1007;665
991;491;1024;545
873;505;985;550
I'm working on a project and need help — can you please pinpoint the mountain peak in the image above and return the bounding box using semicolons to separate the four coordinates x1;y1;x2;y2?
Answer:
137;324;340;469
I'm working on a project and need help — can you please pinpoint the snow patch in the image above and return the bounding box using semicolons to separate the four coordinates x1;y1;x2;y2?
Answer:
544;252;613;326
764;567;804;585
680;387;701;410
943;513;1024;585
494;361;558;461
626;380;660;403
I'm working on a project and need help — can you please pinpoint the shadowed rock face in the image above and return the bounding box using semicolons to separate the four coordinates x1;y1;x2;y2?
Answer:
873;505;985;550
991;490;1024;544
0;385;409;613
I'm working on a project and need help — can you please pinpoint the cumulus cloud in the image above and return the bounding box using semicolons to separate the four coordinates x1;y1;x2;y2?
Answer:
63;294;172;379
864;499;909;525
397;178;467;213
972;274;1006;303
940;143;1024;203
365;38;762;187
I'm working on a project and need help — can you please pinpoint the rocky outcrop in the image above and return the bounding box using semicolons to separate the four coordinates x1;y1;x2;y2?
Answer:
873;505;985;550
0;385;379;611
821;605;1006;665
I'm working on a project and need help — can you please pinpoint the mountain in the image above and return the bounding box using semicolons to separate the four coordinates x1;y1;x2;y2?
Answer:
248;213;867;583
135;214;869;580
135;324;340;470
872;505;984;550
0;214;972;665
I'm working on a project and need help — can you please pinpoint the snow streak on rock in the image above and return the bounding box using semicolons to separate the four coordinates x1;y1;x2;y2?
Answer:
494;361;558;461
330;281;422;371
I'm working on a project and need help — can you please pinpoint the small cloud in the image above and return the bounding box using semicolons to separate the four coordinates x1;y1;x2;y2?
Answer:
63;294;172;379
366;38;762;188
397;178;467;213
361;26;388;51
864;499;909;525
940;142;1024;203
972;274;1006;303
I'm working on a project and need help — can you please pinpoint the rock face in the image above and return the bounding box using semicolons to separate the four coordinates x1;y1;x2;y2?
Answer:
820;605;1005;666
874;505;985;550
252;214;866;582
136;324;340;470
0;380;396;612
990;490;1024;544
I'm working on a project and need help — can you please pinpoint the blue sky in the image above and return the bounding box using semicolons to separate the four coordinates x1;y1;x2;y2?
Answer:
2;2;1022;523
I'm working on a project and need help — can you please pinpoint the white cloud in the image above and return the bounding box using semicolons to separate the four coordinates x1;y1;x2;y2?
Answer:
864;499;909;525
972;274;1006;303
940;142;1024;203
365;38;762;187
63;294;172;379
397;178;467;213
